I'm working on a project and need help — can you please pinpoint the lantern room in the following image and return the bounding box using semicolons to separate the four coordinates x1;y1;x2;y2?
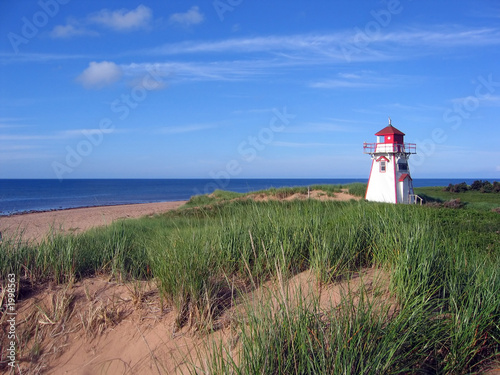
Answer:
375;124;405;144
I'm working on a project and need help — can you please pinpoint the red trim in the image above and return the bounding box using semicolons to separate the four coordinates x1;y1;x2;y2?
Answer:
365;158;375;199
376;156;390;162
393;156;397;203
363;143;416;154
398;173;411;182
375;125;405;136
379;160;387;173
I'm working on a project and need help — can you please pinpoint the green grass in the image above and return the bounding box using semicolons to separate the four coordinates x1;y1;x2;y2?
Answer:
185;182;368;208
1;185;499;373
415;186;500;211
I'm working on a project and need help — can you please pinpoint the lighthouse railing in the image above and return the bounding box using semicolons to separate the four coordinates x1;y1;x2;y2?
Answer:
363;143;416;154
409;194;423;205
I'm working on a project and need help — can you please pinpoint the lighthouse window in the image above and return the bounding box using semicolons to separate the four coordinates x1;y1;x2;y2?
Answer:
380;161;386;172
398;162;408;171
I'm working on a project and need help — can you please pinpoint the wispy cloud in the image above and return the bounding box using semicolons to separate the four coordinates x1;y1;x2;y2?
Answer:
450;95;500;107
285;122;354;133
231;108;276;115
0;145;38;151
5;25;500;71
146;33;352;57
50;22;99;39
379;103;447;112
145;26;500;59
310;79;377;89
157;124;218;134
0;134;58;141
0;117;31;128
169;6;204;27
272;141;342;148
122;60;285;83
378;27;500;47
310;72;417;90
0;152;55;161
0;129;112;141
0;52;90;65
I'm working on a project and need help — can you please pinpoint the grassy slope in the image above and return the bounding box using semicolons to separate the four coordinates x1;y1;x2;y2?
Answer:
1;183;499;373
184;182;367;208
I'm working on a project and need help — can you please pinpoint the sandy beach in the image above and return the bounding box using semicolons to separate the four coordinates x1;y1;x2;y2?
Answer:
0;201;187;243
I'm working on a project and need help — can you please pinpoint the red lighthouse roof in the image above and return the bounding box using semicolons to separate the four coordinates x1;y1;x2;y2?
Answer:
375;125;405;136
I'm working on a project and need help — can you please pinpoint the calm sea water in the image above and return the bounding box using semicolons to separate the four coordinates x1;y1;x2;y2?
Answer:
0;178;484;216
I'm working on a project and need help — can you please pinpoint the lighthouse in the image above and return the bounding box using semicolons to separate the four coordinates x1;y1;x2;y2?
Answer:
363;119;419;204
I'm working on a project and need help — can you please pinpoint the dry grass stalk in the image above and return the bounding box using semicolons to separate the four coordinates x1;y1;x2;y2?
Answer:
80;298;123;338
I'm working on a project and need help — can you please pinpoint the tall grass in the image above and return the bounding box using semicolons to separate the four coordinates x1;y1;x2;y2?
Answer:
1;191;499;373
209;282;444;374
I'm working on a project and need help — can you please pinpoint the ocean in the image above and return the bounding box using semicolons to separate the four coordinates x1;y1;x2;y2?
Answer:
0;178;484;216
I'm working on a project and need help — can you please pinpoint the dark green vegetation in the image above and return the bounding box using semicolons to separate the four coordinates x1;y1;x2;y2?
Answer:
1;183;500;374
444;180;500;194
416;183;500;211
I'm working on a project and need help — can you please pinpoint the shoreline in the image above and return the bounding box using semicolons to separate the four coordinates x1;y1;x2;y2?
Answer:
0;199;188;218
0;200;187;243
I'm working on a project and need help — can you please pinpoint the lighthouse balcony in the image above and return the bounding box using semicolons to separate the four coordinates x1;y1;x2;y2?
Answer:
363;142;416;154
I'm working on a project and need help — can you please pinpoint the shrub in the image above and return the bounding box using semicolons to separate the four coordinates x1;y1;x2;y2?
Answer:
494;181;500;193
444;182;470;193
454;182;469;193
480;181;493;193
470;180;484;191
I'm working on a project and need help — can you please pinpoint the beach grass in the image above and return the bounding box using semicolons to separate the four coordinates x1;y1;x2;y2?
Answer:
1;183;499;373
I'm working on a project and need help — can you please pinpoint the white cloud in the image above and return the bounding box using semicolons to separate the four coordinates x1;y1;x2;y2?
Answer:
50;23;98;38
89;4;152;31
76;61;123;89
169;6;204;27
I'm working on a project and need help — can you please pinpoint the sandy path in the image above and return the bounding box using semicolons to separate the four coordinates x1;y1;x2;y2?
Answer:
0;201;187;243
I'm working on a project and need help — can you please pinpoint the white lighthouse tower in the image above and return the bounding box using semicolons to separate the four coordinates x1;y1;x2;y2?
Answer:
363;119;419;204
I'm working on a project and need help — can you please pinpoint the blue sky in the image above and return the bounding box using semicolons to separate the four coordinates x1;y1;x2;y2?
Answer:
1;0;500;180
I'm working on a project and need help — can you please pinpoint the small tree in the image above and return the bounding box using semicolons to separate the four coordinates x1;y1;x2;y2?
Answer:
453;182;469;193
470;180;484;191
480;181;493;193
493;181;500;193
